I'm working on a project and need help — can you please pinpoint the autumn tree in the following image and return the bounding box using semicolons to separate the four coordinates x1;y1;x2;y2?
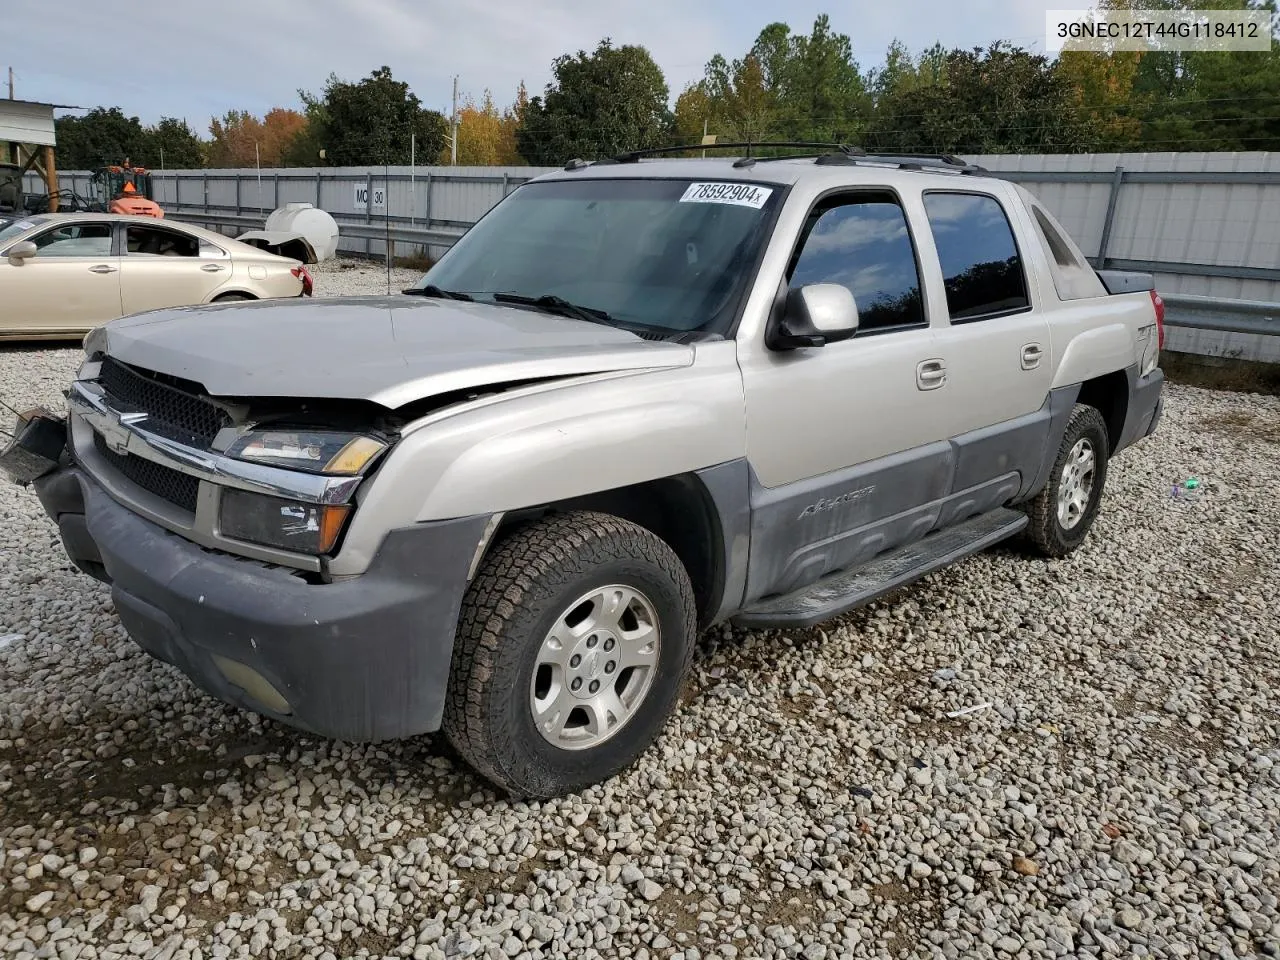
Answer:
444;89;525;165
516;40;671;163
208;108;310;167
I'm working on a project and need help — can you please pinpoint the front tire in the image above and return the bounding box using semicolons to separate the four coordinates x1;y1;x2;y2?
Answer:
443;512;696;799
1023;403;1110;558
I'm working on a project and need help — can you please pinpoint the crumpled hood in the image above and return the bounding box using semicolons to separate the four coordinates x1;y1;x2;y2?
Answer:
89;296;694;409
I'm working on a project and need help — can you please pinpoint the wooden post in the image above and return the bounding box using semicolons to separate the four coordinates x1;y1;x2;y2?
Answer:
44;146;58;212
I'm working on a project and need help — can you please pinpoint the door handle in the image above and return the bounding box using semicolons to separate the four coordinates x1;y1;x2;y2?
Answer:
1021;343;1044;370
916;358;947;391
88;264;117;274
201;264;226;272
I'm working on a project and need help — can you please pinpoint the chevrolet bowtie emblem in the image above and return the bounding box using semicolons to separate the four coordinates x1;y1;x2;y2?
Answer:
98;411;149;455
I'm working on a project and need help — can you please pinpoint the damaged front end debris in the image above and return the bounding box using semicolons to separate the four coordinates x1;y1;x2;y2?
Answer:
0;408;68;485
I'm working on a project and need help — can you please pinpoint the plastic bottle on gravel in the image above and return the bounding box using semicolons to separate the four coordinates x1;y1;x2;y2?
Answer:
1170;478;1203;503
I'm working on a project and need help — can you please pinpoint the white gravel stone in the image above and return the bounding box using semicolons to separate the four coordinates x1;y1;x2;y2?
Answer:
2;299;1279;958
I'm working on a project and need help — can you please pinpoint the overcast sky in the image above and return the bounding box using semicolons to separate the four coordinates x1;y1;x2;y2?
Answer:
10;0;1050;128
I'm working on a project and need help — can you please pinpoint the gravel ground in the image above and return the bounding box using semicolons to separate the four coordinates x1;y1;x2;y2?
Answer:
1;263;1278;959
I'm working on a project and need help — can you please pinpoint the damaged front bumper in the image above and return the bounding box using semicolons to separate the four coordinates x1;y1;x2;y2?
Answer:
28;462;490;742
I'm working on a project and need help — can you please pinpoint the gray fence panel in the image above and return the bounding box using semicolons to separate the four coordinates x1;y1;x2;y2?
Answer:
15;155;1280;361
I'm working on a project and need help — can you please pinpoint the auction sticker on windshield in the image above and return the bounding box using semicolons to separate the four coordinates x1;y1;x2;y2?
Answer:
679;182;773;209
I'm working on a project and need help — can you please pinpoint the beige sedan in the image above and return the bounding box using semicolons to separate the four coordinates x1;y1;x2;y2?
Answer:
0;213;313;339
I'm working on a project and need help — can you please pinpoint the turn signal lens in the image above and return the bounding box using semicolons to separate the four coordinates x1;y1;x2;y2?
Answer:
323;436;387;475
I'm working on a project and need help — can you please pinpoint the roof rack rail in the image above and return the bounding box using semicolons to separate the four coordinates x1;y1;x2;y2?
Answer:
816;152;988;175
610;142;865;163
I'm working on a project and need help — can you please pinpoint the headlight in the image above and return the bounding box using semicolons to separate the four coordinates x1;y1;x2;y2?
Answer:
219;489;350;555
227;430;386;475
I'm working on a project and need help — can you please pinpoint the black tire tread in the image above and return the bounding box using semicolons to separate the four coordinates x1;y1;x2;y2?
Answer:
1023;403;1110;558
443;511;696;797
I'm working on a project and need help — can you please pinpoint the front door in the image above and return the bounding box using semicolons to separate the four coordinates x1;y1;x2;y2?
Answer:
118;223;229;315
737;190;954;601
1;221;121;331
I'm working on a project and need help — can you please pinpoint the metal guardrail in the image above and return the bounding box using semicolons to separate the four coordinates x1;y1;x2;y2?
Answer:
166;207;465;248
1162;293;1280;338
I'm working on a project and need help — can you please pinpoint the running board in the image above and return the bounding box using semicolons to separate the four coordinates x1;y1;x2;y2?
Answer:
732;508;1028;629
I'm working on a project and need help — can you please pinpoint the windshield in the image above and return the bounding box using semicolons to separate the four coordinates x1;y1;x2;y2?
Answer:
414;178;780;334
0;216;44;246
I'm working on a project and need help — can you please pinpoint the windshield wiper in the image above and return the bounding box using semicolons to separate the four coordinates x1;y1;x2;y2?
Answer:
402;284;473;301
491;292;616;326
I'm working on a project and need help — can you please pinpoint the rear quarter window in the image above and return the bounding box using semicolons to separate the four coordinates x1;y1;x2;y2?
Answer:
922;192;1030;321
1027;199;1107;301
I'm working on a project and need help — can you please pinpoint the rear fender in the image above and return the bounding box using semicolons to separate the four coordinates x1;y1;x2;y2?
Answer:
1051;323;1134;389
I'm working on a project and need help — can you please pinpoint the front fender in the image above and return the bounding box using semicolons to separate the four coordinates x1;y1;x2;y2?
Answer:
330;341;746;577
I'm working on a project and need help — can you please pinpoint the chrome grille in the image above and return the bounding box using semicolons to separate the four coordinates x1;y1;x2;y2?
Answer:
98;357;231;448
93;430;200;514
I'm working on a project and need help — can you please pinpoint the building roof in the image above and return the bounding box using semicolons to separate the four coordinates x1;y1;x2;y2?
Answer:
4;99;83;110
0;99;74;148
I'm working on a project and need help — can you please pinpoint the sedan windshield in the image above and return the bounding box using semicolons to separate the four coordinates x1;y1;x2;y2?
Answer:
412;178;780;334
0;216;45;246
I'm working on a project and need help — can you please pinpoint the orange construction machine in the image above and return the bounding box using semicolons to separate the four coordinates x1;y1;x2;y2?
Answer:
90;162;164;218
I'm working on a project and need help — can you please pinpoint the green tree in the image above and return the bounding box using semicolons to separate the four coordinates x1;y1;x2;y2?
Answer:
683;18;870;149
1136;0;1280;150
775;14;870;142
280;93;328;166
54;107;148;169
144;117;205;168
299;67;447;165
867;43;1093;154
701;53;778;142
516;40;671;163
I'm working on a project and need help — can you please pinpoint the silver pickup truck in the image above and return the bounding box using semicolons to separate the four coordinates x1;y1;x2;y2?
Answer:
7;148;1164;798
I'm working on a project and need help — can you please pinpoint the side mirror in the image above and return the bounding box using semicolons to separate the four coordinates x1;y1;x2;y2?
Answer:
6;240;37;263
766;282;860;350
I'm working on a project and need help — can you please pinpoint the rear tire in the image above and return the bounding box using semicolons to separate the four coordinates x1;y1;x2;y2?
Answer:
1023;403;1110;558
212;293;254;303
443;511;696;799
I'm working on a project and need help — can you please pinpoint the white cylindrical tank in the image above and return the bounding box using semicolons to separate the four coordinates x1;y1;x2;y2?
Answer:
262;203;340;261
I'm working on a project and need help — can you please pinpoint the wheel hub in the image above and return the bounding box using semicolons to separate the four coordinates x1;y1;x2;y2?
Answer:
566;630;619;699
528;584;661;751
1056;437;1096;530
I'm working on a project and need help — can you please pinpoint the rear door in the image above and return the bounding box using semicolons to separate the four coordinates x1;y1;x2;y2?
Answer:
1;221;122;330
118;223;230;315
917;189;1053;493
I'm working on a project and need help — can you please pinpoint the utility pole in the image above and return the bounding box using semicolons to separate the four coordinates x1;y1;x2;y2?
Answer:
8;67;14;100
450;75;459;166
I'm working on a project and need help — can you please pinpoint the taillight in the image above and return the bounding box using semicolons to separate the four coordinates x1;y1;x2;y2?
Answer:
291;265;314;296
1149;289;1165;350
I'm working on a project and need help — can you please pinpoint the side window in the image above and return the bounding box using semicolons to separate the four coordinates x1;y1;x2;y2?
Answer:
788;193;924;333
32;223;112;258
923;192;1030;321
125;226;199;258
